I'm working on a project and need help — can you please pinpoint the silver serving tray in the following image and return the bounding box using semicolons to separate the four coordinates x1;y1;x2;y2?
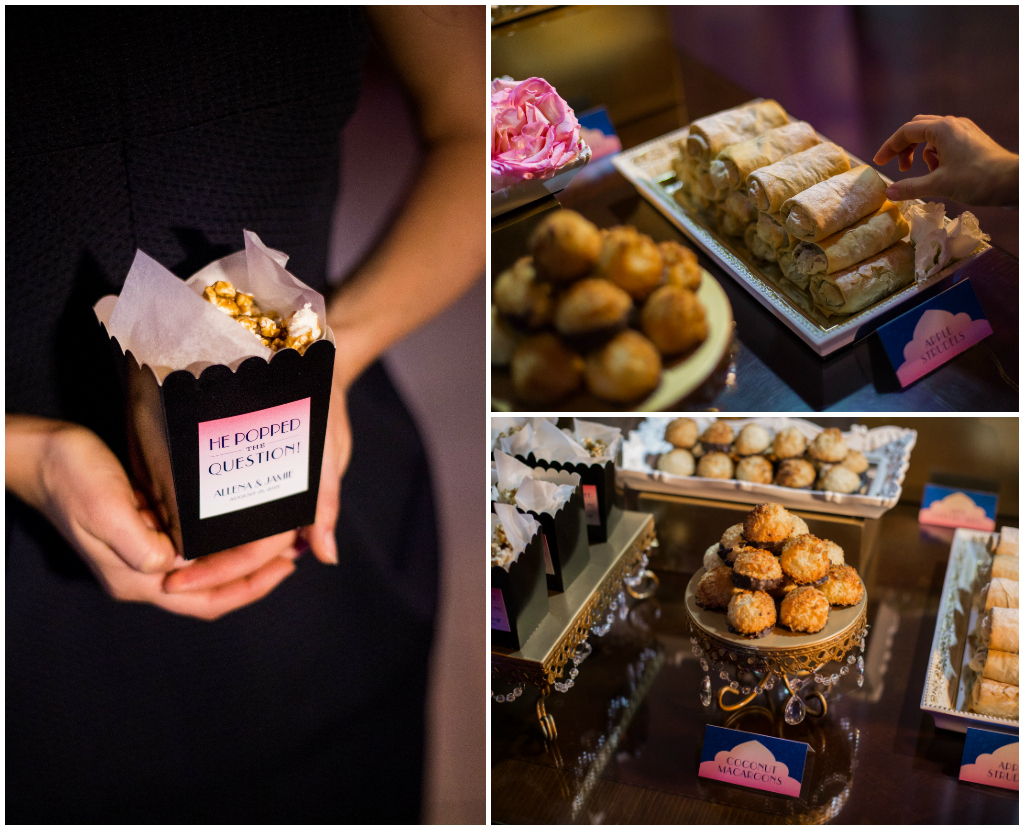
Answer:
612;127;990;356
618;417;915;519
920;528;1019;734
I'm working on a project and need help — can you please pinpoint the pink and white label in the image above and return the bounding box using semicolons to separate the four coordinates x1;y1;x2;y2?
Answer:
698;739;803;797
895;308;993;386
582;484;600;526
197;398;310;519
491;588;511;632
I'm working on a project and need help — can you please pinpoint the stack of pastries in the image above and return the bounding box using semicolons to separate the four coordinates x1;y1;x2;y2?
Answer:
673;99;915;318
493;210;709;405
695;503;864;638
657;418;870;495
967;526;1019;719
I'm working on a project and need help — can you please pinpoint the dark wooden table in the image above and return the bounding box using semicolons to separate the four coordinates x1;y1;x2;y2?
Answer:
492;499;1020;824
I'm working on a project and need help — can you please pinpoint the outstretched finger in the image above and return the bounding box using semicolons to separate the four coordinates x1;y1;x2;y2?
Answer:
303;472;340;565
873;118;940;165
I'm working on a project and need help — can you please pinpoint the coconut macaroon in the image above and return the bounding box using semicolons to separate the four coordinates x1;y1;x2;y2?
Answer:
819;538;845;565
734;423;772;456
727;590;777;638
700;421;735;453
840;449;870;474
665;417;699;449
704;544;727;572
731;548;784;592
768;576;801;600
743;503;795;551
696;565;740;610
820;564;864;607
719;523;746;557
697;451;735;479
787;514;810;540
779;534;832;585
818;465;862;494
657;448;695;477
775;458;816;489
736;455;774;484
808;427;849;463
780;586;831;633
772;426;807;460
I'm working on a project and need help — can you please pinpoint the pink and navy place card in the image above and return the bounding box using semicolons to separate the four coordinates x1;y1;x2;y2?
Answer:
959;728;1018;791
918;483;998;531
877;278;993;388
698;725;808;797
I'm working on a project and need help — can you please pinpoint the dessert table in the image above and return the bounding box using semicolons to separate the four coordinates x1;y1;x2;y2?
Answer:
491;497;1020;824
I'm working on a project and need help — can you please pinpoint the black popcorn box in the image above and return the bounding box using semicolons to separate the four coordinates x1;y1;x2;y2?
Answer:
490;510;548;651
93;237;335;560
516;453;621;543
521;469;591;593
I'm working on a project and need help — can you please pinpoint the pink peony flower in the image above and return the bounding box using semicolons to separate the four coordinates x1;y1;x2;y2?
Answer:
491;77;585;192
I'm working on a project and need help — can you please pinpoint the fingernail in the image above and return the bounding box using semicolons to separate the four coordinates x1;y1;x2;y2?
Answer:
886;185;899;199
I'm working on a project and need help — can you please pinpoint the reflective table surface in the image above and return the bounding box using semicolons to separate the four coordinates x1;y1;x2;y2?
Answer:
491;499;1020;824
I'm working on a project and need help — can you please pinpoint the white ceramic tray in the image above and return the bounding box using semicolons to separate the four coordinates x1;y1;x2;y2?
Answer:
920;528;1019;734
612;127;990;356
618;417;916;519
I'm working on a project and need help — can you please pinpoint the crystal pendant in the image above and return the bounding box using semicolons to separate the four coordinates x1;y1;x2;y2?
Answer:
784;693;806;725
700;674;712;707
856;656;865;688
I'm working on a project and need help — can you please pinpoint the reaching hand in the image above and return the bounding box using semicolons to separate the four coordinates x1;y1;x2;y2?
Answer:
873;115;1018;206
6;417;300;620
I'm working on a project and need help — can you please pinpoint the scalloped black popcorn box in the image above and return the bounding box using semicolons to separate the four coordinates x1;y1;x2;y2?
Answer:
96;314;334;559
520;469;590;593
515;453;621;543
491;522;548;651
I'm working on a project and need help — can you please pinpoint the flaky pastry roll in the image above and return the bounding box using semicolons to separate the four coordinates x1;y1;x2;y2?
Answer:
747;142;851;213
686;99;790;165
709;122;819;192
791;200;910;278
783;165;888;242
808;240;914;317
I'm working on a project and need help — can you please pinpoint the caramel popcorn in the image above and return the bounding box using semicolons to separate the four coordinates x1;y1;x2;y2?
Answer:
491;524;515;569
497;424;525;440
202;279;321;354
582;437;608;458
497;487;518;505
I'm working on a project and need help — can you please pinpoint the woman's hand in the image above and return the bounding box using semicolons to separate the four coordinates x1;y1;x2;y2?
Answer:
299;375;352;565
6;415;300;620
874;115;1019;206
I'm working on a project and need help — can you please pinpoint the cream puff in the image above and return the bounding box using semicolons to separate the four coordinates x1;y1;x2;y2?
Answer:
583;330;662;402
493;257;554;330
639;285;707;355
528;210;603;283
659;240;702;291
553;278;632;347
595;227;664;301
510;333;585;405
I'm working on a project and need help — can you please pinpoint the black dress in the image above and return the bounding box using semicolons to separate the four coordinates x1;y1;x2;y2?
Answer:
6;8;438;822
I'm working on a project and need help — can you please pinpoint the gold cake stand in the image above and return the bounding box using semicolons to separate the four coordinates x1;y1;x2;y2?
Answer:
491;510;659;739
684;567;868;725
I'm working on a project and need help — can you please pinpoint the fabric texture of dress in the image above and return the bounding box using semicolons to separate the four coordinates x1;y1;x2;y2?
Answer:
6;8;438;822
